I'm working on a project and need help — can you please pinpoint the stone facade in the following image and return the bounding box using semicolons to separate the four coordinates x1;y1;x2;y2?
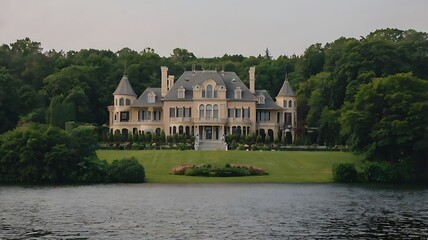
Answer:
108;66;296;142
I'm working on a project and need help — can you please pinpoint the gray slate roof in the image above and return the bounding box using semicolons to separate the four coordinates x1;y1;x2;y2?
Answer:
113;75;137;96
255;90;281;110
132;88;162;107
276;80;295;97
163;71;257;101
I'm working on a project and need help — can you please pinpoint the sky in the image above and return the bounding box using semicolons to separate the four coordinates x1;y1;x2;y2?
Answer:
1;0;427;58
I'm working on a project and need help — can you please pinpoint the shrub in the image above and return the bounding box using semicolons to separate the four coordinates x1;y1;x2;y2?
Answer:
170;163;267;177
169;163;195;175
362;161;398;183
185;167;211;176
108;157;145;183
332;163;358;183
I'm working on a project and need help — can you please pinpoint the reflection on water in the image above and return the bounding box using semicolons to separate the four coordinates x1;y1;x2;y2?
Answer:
0;184;427;239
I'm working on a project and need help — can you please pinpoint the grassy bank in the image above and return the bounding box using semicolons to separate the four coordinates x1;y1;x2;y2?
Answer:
97;150;362;183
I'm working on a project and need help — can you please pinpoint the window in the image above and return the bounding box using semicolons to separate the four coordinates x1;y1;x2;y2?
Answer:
283;100;287;107
288;100;292;108
206;85;213;98
206;104;212;118
119;98;124;106
138;110;146;121
285;113;292;125
184;108;191;118
178;86;185;99
243;108;249;118
213;105;218;118
199;104;204;118
257;111;271;122
234;87;242;99
147;111;151;120
148;92;156;103
120;111;129;122
153;111;157;120
169;108;175;118
258;95;265;104
125;99;131;105
235;108;241;118
228;108;234;118
177;108;183;117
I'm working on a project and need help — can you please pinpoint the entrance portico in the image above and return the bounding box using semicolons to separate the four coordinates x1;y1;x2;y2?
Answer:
197;125;222;140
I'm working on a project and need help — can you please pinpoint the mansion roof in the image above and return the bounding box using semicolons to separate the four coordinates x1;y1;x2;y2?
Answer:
132;87;162;107
276;79;295;97
163;71;257;101
113;75;137;96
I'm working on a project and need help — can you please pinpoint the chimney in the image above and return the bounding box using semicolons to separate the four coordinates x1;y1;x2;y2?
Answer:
167;75;175;90
161;66;168;97
249;66;255;94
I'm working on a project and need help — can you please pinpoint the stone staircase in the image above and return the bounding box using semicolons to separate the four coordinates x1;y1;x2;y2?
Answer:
197;140;227;151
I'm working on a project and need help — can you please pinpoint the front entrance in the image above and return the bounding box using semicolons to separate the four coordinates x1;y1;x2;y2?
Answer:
198;126;221;140
205;126;212;140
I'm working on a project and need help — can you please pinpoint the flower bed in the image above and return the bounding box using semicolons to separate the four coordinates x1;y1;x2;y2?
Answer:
169;163;268;177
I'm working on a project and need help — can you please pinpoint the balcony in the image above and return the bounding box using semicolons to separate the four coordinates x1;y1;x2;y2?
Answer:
169;117;193;123
227;118;252;124
194;117;227;124
111;120;162;126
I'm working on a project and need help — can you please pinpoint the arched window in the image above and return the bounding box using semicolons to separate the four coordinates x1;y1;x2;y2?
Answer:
126;99;131;105
177;86;185;99
234;87;242;99
206;104;212;118
199;104;205;118
206;85;213;98
148;92;156;103
179;126;184;134
258;94;265;104
119;98;124;106
288;100;292;108
213;104;218;118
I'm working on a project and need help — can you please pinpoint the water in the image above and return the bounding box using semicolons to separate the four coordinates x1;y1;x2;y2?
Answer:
0;184;427;239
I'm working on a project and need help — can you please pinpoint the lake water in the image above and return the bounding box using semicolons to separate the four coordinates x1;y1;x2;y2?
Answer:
0;184;427;239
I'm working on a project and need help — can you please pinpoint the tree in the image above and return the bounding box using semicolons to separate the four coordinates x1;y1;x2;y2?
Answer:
341;73;428;173
0;123;104;183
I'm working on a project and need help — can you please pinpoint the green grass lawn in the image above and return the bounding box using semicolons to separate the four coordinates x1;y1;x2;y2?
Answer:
97;150;362;183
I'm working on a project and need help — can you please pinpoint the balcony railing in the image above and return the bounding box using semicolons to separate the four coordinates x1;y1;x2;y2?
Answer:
194;117;227;124
169;117;193;123
227;118;252;124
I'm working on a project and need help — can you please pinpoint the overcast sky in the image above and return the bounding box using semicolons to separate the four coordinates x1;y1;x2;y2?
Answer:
1;0;427;57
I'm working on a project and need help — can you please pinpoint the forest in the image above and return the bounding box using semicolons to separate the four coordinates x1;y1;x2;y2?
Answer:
0;28;427;181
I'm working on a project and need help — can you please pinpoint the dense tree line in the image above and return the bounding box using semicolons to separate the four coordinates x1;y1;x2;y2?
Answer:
0;123;145;184
0;28;427;181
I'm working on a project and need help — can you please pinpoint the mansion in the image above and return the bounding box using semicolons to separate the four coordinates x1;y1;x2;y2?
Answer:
108;66;296;143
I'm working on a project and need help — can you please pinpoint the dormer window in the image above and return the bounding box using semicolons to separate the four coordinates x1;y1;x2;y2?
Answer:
147;92;156;103
177;86;185;99
234;87;242;99
258;94;265;104
206;84;213;98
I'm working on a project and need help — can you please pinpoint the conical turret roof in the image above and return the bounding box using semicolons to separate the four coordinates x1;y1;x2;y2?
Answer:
113;75;137;96
277;76;295;97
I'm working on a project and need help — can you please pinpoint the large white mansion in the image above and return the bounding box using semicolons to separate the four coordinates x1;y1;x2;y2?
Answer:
108;66;296;143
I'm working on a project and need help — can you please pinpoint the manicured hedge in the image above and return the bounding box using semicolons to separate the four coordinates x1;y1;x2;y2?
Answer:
170;163;267;177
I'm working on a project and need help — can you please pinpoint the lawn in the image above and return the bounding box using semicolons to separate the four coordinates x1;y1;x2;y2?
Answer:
97;150;362;183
